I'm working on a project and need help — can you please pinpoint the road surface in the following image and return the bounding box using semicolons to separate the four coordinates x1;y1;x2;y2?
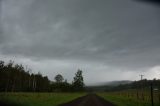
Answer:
59;94;117;106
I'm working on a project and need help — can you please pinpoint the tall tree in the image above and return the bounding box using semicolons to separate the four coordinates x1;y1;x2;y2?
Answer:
72;69;84;91
54;74;64;83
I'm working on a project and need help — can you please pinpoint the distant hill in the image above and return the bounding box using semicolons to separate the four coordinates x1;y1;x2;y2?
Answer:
85;80;133;92
100;80;133;86
85;79;160;92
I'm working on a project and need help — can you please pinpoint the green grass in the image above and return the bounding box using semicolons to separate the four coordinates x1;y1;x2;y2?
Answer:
98;92;160;106
0;92;86;106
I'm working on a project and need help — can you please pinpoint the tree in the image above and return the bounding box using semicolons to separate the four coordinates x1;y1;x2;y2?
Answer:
72;69;84;91
0;60;53;92
54;74;64;83
0;60;86;92
0;61;5;91
0;61;4;69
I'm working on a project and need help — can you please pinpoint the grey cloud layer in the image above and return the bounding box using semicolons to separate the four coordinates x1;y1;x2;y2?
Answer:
0;0;160;70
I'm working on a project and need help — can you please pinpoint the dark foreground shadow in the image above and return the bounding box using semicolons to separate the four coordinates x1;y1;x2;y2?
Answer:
0;101;21;106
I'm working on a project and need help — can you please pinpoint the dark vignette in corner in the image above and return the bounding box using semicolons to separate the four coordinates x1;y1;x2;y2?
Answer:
134;0;160;6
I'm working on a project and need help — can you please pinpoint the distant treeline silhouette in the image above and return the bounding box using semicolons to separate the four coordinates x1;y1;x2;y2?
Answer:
85;79;160;92
104;79;160;91
86;79;160;92
0;60;84;92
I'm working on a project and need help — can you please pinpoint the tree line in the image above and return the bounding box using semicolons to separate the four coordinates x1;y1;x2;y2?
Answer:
86;79;160;92
0;60;84;92
104;79;160;92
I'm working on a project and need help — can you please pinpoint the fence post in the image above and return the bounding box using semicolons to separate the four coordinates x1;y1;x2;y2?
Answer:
151;82;154;106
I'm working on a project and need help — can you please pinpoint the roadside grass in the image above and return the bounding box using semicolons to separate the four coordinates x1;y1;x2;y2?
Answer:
0;92;85;106
98;92;160;106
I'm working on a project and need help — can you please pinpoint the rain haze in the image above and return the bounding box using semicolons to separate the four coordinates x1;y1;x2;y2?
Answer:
0;0;160;85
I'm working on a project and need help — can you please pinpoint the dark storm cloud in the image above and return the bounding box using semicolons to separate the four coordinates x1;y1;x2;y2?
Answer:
135;0;160;6
0;0;3;43
0;0;160;82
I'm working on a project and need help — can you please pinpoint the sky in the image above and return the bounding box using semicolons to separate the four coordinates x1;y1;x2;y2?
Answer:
0;0;160;85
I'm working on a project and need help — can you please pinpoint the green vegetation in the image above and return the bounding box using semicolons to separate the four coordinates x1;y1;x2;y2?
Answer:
104;79;160;92
1;59;160;106
0;92;85;106
0;60;86;106
89;79;160;106
72;69;84;92
98;91;160;106
0;60;85;92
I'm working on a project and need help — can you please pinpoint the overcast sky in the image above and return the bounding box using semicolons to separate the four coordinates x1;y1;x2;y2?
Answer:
0;0;160;85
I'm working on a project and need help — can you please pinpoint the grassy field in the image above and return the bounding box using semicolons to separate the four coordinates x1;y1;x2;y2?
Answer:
98;91;160;106
1;92;160;106
0;92;85;106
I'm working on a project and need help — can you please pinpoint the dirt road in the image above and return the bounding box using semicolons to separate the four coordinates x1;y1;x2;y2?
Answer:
59;94;117;106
